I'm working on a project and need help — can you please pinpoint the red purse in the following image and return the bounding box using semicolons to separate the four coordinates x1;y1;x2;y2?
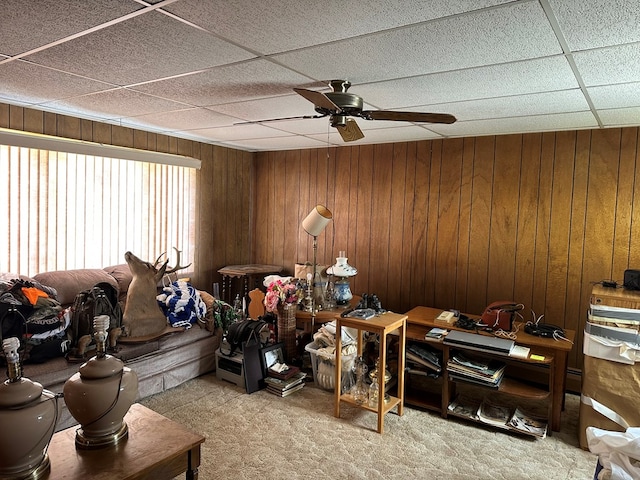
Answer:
480;301;523;331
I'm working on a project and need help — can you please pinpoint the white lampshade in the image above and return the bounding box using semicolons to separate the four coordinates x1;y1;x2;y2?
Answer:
327;252;357;277
302;205;333;237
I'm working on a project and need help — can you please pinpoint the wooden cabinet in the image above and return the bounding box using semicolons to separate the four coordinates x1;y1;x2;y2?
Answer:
403;306;575;434
334;312;407;434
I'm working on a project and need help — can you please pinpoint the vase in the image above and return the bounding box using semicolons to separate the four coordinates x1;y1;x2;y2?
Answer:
277;303;297;362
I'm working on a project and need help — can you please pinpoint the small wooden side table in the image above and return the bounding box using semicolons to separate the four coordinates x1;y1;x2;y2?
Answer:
46;403;205;479
218;264;282;303
295;295;361;334
334;311;407;434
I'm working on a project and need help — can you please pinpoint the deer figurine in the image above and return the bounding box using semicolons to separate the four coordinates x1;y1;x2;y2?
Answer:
122;248;191;341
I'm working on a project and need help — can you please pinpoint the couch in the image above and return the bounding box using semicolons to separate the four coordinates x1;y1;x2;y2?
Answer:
1;265;220;431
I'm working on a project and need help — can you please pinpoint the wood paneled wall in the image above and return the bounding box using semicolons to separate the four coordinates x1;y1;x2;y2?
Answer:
253;128;640;370
0;103;255;292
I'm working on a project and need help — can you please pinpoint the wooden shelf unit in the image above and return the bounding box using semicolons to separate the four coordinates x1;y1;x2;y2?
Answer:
404;306;575;433
334;311;407;434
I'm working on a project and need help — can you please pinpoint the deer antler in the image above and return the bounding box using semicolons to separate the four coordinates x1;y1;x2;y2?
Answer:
153;252;167;268
165;247;192;274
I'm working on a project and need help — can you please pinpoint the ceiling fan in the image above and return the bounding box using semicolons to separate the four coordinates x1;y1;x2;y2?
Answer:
236;80;456;142
290;79;456;142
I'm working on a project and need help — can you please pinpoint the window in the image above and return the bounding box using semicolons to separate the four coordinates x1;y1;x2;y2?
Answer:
1;145;196;276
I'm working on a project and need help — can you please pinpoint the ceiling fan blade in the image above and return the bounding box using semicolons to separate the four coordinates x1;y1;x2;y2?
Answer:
294;88;342;112
336;118;365;142
363;110;456;124
234;114;326;125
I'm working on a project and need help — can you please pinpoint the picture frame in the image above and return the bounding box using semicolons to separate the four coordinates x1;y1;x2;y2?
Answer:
260;342;285;377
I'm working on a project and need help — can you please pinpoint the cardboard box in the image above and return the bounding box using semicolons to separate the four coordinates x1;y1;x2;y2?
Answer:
591;285;640;309
578;355;640;449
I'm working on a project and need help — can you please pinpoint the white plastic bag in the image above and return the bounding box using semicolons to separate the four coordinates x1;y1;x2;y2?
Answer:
586;426;640;480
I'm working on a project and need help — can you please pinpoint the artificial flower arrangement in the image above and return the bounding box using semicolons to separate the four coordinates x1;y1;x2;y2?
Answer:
263;278;301;313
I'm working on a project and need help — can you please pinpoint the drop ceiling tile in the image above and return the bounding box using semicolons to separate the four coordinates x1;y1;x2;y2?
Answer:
23;10;255;86
353;56;579;109
1;0;140;56
121;107;237;132
429;111;598;137
263;117;337;136
588;83;640;109
547;0;640;50
224;135;329;152
572;44;640;87
208;94;314;122
131;59;315;107
164;0;513;54
598;107;640;126
0;60;116;104
41;88;190;120
1;0;639;152
420;89;590;122
272;2;561;84
187;123;293;141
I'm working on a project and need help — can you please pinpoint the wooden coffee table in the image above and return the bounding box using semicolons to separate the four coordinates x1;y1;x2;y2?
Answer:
47;403;205;479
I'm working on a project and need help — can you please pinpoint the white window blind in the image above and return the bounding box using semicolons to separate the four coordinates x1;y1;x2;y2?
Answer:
0;145;196;277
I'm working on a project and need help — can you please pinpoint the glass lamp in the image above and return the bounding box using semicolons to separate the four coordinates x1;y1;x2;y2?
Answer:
63;315;138;449
0;337;60;480
326;251;357;305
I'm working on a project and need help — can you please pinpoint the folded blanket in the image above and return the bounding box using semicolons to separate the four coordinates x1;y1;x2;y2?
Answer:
157;280;207;328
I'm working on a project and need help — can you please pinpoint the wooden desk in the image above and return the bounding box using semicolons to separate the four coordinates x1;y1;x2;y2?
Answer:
335;312;407;434
404;306;575;432
47;403;205;480
218;264;282;303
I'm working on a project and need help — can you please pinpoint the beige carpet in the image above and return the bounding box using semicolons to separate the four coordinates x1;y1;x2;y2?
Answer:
140;373;597;480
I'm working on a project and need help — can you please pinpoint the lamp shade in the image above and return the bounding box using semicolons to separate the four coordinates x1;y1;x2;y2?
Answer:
302;205;333;237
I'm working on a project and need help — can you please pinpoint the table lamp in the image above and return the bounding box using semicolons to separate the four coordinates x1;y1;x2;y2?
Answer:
302;204;333;329
0;337;60;480
63;315;138;449
326;251;357;305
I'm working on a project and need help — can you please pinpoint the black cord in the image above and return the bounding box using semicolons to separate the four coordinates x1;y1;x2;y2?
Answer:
454;315;478;330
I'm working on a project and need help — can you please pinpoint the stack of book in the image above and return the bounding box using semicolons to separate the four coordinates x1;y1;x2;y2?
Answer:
264;366;306;397
447;352;506;388
406;342;442;376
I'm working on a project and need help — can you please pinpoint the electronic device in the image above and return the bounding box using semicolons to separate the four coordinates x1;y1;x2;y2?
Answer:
443;329;514;354
524;322;565;338
215;348;245;388
624;269;640;290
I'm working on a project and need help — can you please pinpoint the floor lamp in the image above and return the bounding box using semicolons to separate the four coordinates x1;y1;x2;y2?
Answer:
302;205;333;331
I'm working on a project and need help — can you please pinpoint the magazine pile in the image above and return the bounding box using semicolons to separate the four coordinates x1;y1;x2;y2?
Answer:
448;395;548;438
406;342;442;376
264;363;306;397
447;352;506;388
